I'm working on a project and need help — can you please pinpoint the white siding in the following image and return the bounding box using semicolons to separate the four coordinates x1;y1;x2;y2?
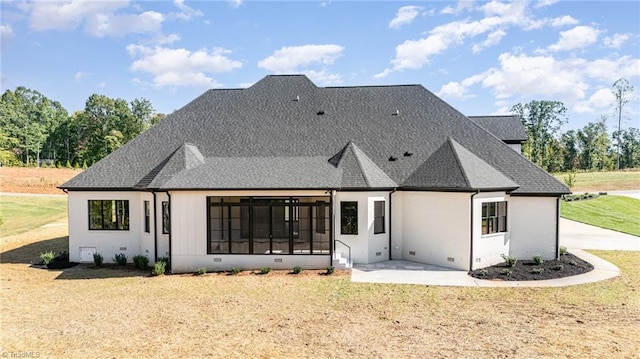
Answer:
68;191;145;263
155;192;170;259
509;196;558;260
471;192;510;270
390;191;403;260
400;192;470;270
334;191;390;264
508;143;522;153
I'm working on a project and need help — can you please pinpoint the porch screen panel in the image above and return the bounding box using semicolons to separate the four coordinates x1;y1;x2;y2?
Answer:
209;206;227;253
253;205;270;254
313;205;330;254
293;206;311;254
231;205;249;254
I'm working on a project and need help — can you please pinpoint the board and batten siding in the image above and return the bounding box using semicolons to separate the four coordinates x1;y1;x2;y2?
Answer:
399;191;471;270
169;190;332;273
509;196;558;260
68;191;150;263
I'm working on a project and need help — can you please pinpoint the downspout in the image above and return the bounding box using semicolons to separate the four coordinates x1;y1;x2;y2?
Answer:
555;196;560;259
152;191;158;262
167;191;172;273
388;188;397;260
469;190;480;272
329;189;335;265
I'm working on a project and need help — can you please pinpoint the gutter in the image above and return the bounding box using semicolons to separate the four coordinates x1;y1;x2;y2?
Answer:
167;191;172;273
555;196;560;259
329;189;335;265
388;188;397;260
469;190;480;272
152;191;158;262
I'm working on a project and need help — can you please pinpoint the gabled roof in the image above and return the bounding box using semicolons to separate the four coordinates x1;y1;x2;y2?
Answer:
61;75;569;195
469;115;528;144
404;138;518;191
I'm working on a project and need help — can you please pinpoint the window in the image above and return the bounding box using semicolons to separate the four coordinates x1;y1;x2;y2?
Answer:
374;201;385;234
208;197;330;255
88;200;129;230
482;201;507;235
315;201;326;234
341;201;358;235
144;201;150;233
162;201;170;234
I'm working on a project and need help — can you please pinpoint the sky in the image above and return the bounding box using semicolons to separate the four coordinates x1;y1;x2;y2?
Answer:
1;0;639;132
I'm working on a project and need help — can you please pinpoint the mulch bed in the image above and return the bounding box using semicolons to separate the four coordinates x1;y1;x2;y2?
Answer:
469;253;594;281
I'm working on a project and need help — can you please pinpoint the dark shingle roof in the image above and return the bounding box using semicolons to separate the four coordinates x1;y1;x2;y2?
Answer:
61;75;568;195
468;115;528;143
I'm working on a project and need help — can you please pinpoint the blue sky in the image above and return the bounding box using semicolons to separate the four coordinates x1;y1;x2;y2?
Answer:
1;0;639;131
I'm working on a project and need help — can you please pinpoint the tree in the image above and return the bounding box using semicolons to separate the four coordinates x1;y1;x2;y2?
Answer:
612;78;634;170
614;127;640;169
577;120;612;171
511;100;568;171
561;130;580;171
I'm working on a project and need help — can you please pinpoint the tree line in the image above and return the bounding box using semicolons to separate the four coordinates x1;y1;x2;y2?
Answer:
0;87;165;168
0;78;637;172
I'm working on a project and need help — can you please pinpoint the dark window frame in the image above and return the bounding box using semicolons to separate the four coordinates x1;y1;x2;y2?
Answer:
162;201;170;234
374;200;385;234
340;201;358;235
315;201;326;234
88;199;130;231
144;200;150;233
481;201;507;235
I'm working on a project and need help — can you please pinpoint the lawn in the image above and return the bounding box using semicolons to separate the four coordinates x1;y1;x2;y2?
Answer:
553;169;640;192
560;195;640;237
1;220;639;358
0;196;68;237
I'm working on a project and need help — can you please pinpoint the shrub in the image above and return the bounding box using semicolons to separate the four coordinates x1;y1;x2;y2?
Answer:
152;261;166;276
113;253;127;266
553;264;564;271
292;266;303;274
326;266;335;275
501;254;517;267
57;250;69;262
133;255;150;270
157;256;170;266
568;259;578;266
533;254;544;265
477;269;489;277
500;269;512;277
93;253;104;266
40;251;55;265
260;266;271;275
531;267;545;274
559;246;568;256
195;267;207;275
229;266;241;275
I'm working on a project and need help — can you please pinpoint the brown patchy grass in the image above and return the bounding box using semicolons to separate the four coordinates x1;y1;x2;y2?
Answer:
0;167;81;194
1;224;639;358
553;169;640;192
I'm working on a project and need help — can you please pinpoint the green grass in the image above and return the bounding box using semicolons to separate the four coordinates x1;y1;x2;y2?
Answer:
0;196;67;236
560;195;640;236
553;169;640;191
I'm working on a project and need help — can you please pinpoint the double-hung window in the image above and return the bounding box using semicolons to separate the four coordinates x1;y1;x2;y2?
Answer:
340;201;358;235
481;201;507;235
89;200;129;230
374;201;385;234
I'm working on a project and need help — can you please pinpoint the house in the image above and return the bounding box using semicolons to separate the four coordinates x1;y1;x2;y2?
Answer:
469;115;528;153
60;75;569;273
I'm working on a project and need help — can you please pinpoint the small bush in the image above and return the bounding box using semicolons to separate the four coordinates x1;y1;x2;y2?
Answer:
553;264;564;271
195;267;207;275
40;251;55;265
133;255;150;270
568;259;578;266
260;266;271;274
500;269;512;277
157;256;170;265
326;266;335;275
532;254;544;265
501;254;517;267
292;266;303;274
229;266;241;275
477;269;489;277
152;261;166;276
93;253;104;266
113;253;127;266
531;267;545;274
559;246;568;256
58;251;69;262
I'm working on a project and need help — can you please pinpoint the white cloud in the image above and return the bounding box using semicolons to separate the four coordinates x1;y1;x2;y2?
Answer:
550;15;578;27
74;71;90;81
472;29;506;53
581;56;640;83
437;73;484;98
228;0;243;8
535;0;559;8
127;45;243;88
376;1;544;77
304;70;342;86
0;24;13;44
172;0;203;21
85;11;164;37
258;44;344;73
603;33;630;49
547;25;600;52
441;0;474;15
574;88;615;114
389;6;423;29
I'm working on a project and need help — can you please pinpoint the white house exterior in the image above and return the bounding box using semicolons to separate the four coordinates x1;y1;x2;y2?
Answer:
61;75;569;273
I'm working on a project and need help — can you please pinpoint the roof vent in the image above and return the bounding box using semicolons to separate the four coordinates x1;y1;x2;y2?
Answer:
317;110;325;115
388;156;397;162
404;151;413;157
294;95;299;101
392;110;400;116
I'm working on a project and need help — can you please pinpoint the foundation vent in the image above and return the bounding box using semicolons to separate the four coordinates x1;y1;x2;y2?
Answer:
376;252;382;256
409;251;416;256
274;258;283;263
213;258;222;262
447;257;455;262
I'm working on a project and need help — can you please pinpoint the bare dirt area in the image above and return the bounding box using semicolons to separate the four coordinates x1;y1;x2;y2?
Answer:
0;167;81;194
1;225;639;358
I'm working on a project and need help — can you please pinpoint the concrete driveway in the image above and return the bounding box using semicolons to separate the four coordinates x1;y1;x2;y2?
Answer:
559;218;639;251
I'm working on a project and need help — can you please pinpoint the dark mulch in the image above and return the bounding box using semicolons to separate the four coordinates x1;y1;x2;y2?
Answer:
469;253;594;281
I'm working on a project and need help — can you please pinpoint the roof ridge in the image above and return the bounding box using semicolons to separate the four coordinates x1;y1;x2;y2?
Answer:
347;142;371;187
446;138;472;189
